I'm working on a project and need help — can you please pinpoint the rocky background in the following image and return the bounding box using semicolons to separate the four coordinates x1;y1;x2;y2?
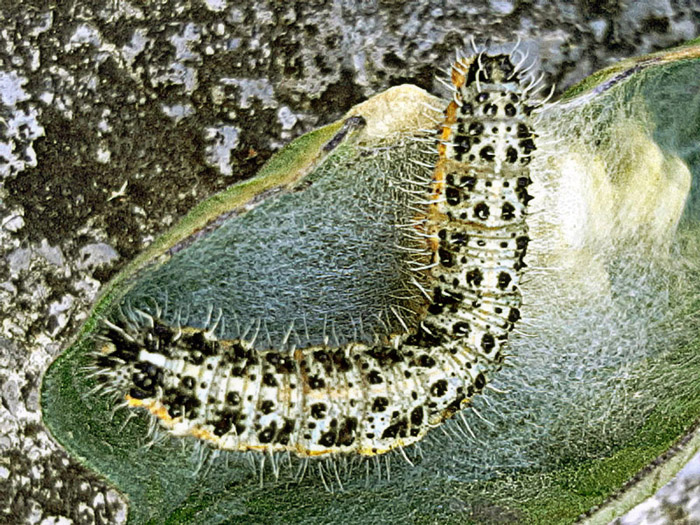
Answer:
0;1;698;523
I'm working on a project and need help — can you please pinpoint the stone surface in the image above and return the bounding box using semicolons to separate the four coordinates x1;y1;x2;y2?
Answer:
0;0;698;523
615;454;700;525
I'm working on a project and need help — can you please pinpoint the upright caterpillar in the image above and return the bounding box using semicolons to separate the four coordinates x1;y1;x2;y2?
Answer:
91;50;536;457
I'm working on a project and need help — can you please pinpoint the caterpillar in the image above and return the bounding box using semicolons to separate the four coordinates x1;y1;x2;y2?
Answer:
91;49;536;458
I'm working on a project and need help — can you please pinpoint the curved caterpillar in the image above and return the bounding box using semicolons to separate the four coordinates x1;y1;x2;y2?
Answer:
92;50;536;457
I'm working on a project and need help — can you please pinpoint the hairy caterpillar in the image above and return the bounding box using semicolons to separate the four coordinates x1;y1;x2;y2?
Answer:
91;49;537;457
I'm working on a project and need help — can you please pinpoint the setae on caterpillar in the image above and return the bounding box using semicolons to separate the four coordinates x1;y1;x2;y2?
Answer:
88;48;538;457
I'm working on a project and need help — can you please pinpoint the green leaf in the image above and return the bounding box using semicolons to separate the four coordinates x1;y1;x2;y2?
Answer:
42;42;700;524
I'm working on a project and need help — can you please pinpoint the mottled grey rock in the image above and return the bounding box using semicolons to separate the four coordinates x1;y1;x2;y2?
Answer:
0;0;698;523
489;0;516;16
615;455;700;525
76;243;119;270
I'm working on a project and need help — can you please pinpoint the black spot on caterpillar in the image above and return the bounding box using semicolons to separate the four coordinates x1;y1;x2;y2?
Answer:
91;49;537;457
